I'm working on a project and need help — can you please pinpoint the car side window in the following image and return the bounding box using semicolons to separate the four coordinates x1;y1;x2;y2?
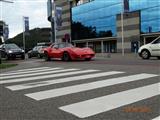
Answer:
152;38;160;44
1;45;5;49
50;44;54;48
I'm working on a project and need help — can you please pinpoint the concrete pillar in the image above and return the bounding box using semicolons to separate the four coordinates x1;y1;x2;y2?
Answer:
101;41;104;53
143;37;146;45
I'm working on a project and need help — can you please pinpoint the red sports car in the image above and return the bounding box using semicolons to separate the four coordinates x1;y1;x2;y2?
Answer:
43;42;95;61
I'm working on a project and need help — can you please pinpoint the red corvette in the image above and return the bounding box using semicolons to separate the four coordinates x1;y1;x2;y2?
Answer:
43;42;95;61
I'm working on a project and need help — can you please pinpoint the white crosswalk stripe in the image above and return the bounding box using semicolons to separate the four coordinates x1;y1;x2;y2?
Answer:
152;116;160;120
1;67;159;119
24;73;158;101
0;67;50;75
7;71;124;91
0;69;98;84
59;82;160;118
1;68;78;79
0;67;62;76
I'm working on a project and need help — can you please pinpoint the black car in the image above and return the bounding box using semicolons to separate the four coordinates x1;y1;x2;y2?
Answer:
0;43;25;60
28;45;47;58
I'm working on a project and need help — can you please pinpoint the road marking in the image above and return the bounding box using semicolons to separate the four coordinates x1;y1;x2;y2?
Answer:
1;69;98;84
0;67;62;76
7;71;123;91
1;68;78;79
0;67;50;75
152;116;160;120
59;82;160;118
24;73;158;100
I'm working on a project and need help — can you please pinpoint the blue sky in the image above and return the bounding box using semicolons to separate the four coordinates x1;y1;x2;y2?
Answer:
0;0;50;38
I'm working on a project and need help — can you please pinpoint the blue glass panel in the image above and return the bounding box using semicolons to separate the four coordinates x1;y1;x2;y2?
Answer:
141;18;160;33
72;0;160;40
141;6;160;22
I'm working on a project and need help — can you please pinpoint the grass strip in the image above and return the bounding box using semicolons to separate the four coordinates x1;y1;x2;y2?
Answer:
0;63;17;69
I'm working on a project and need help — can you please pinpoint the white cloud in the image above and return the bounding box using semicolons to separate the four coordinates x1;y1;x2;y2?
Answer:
1;0;50;38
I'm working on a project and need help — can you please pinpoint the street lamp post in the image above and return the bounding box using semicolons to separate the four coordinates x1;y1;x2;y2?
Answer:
68;0;73;43
121;0;124;56
48;0;55;43
49;0;57;43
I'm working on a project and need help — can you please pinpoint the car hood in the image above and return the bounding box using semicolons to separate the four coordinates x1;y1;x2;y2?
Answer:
28;50;32;53
139;43;151;49
141;43;151;48
7;48;22;52
138;43;151;53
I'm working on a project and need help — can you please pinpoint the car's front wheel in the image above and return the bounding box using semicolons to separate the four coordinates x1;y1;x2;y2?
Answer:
62;52;71;61
44;52;50;61
141;50;150;59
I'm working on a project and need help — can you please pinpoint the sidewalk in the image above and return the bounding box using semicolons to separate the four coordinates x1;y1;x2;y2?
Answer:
95;53;140;60
94;53;159;67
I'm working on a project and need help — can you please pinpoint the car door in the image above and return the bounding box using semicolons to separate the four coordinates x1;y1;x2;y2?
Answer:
32;46;38;56
51;44;62;58
150;38;160;56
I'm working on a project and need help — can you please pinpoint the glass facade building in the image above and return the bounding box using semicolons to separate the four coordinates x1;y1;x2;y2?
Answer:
72;0;160;40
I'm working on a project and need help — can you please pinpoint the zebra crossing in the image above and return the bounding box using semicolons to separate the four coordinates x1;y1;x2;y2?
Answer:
0;67;159;119
152;116;160;120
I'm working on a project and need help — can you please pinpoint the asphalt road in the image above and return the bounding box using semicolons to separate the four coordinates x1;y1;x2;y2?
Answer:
0;55;160;120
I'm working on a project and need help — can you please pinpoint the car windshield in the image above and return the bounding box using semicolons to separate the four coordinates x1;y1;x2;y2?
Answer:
58;43;74;48
41;46;48;48
151;36;160;44
5;44;20;49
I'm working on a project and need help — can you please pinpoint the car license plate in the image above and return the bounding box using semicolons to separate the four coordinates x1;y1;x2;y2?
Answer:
86;55;90;58
16;55;21;57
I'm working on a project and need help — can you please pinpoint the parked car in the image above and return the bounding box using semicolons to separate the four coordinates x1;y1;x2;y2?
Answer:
0;43;25;60
138;36;160;59
43;42;95;61
28;45;48;58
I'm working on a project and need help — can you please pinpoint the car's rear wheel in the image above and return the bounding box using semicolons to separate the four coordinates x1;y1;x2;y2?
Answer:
28;55;31;58
28;54;32;58
62;52;71;61
141;50;150;59
44;52;50;61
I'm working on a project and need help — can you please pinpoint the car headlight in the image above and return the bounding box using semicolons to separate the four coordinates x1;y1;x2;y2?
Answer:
138;47;141;53
8;50;13;53
22;50;25;52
